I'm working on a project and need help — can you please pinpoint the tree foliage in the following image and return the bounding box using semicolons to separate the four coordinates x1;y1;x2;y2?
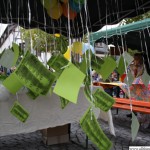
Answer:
20;28;68;54
125;11;150;24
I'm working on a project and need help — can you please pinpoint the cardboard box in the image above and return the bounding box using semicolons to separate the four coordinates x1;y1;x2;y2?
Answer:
41;124;70;145
42;134;69;145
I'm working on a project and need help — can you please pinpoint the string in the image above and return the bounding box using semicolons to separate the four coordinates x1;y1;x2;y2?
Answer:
67;2;72;62
83;0;94;120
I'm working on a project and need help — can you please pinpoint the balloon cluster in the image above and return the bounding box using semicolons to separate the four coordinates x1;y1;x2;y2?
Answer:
41;0;85;20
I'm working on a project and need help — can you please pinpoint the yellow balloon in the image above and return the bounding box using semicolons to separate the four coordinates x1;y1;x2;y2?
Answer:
54;33;61;37
47;3;63;20
72;42;83;55
64;46;71;61
41;0;57;10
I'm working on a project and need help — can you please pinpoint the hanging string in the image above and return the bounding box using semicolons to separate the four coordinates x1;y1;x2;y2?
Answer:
67;2;72;62
120;34;133;112
84;0;94;120
143;28;150;69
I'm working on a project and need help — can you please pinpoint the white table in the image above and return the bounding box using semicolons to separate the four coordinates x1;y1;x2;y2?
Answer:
0;85;115;136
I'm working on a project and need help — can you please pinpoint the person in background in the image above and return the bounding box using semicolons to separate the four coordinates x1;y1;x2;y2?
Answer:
128;53;144;78
126;53;150;128
126;53;144;118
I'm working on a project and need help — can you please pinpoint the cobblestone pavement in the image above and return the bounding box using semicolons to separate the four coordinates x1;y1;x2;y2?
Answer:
0;109;150;150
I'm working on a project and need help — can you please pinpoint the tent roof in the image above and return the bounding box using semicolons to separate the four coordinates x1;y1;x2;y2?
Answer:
91;19;150;75
0;0;150;37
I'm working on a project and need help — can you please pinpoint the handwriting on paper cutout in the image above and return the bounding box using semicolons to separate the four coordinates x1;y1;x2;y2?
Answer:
80;107;112;150
93;89;115;111
10;101;29;123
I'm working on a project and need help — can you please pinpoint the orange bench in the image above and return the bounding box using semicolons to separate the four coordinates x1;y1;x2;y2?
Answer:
113;98;150;114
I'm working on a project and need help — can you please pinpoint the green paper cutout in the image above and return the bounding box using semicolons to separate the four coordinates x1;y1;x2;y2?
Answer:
79;59;87;74
124;71;134;86
141;71;150;86
47;54;69;72
91;54;104;74
0;74;7;81
53;63;85;104
131;112;140;141
84;83;93;104
80;107;112;150
3;72;23;94
10;101;29;123
93;88;115;112
60;96;70;109
99;56;117;81
123;51;134;65
27;89;39;100
12;43;19;66
82;50;92;67
0;49;14;69
116;56;127;75
14;51;56;96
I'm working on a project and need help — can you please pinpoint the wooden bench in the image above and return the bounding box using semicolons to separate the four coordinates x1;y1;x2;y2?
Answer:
113;98;150;114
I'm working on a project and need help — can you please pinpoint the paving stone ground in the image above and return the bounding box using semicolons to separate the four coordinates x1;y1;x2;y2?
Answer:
0;109;150;150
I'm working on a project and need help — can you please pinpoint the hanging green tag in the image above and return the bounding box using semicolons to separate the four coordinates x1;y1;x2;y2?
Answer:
12;43;20;66
82;50;92;67
27;89;39;100
3;72;23;94
93;88;115;112
131;112;140;141
123;51;134;65
99;56;117;81
84;83;93;104
53;63;85;104
91;54;104;74
116;55;127;75
47;54;69;72
10;101;29;123
79;59;87;74
60;96;70;109
141;71;150;86
124;71;134;86
14;51;56;96
80;107;112;150
0;49;14;69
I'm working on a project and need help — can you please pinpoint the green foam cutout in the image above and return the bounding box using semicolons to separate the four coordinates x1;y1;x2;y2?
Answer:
0;74;7;81
82;50;92;66
123;51;134;65
0;49;14;69
79;59;87;74
12;43;20;66
10;101;29;123
99;56;117;81
27;89;39;100
93;89;115;112
116;55;127;75
84;83;93;104
14;51;56;96
3;72;23;94
80;107;112;150
60;96;70;109
53;63;85;104
47;54;69;72
141;71;150;86
124;71;134;86
131;112;140;141
91;54;104;74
